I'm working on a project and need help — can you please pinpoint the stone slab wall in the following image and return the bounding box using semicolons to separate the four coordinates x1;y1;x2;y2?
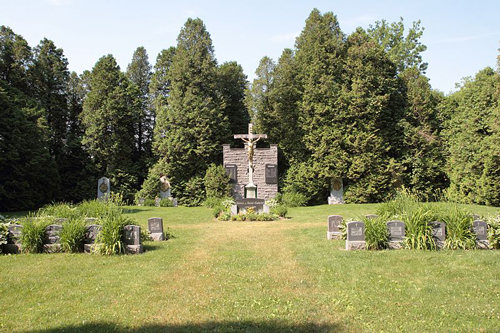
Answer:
223;144;278;200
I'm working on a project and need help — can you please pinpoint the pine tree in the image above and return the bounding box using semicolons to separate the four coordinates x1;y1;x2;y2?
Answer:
246;56;275;125
81;54;141;201
0;26;32;93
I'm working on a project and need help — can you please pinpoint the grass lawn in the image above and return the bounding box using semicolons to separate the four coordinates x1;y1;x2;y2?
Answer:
1;203;499;332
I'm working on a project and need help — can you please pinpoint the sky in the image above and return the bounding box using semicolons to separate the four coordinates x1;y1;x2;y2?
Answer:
2;0;500;94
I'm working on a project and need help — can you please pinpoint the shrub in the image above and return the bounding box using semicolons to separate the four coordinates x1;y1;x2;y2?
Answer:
60;218;87;253
270;205;288;218
401;207;437;250
37;203;78;219
140;228;153;242
181;176;205;207
94;215;130;255
0;221;9;247
363;215;389;250
159;198;175;207
487;218;500;249
212;204;223;218
281;192;307;207
78;200;123;219
143;198;156;207
20;216;51;253
204;164;231;199
435;204;476;250
219;212;231;221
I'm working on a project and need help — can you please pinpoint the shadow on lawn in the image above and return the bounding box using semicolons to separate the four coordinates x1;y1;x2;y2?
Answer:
28;320;343;332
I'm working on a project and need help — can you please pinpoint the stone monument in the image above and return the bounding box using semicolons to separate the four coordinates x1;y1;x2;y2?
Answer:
387;220;405;249
123;225;143;254
97;177;110;200
472;220;489;249
224;124;277;213
4;224;23;254
346;221;366;250
84;224;102;253
328;178;344;204
44;224;63;253
430;221;445;248
159;175;171;199
148;217;165;241
327;215;343;240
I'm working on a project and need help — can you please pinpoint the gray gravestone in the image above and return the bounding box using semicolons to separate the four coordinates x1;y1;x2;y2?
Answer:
123;225;143;254
97;177;110;200
3;224;23;254
473;220;489;249
84;224;102;253
44;224;63;253
155;198;161;207
430;221;445;247
225;164;237;183
327;215;343;240
328;178;344;205
265;164;278;184
346;221;365;250
387;220;405;249
159;175;171;199
148;217;165;241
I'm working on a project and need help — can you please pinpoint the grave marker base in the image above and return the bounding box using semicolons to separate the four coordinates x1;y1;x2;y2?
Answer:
327;231;342;240
346;241;365;251
150;232;165;241
125;245;143;254
3;244;21;254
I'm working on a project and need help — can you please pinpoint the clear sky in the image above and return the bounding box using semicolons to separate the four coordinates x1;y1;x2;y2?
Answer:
2;0;499;94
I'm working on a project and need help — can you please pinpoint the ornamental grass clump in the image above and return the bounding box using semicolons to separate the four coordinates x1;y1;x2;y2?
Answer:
363;215;389;250
401;207;437;250
93;215;130;255
37;203;78;219
20;216;51;253
59;218;87;253
434;204;476;250
487;218;500;249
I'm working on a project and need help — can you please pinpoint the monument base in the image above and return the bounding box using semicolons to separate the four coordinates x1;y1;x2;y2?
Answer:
125;245;143;254
328;196;344;205
43;244;62;253
245;183;257;199
150;232;165;241
234;198;266;214
327;231;342;240
388;241;404;250
476;240;490;250
345;241;365;251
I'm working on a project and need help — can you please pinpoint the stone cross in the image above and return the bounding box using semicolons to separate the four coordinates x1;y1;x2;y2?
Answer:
234;123;267;198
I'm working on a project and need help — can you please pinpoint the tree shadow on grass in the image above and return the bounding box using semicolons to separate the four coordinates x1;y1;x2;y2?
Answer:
27;320;343;332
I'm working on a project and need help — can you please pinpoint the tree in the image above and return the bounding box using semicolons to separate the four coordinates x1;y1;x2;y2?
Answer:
218;61;250;135
81;54;141;201
0;26;32;93
246;56;275;125
151;18;230;205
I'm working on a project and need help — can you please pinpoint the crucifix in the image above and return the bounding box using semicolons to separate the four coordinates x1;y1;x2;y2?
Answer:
234;123;267;198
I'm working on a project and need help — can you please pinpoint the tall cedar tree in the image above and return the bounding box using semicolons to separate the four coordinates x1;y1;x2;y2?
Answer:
246;56;275;125
443;67;500;205
81;55;141;201
153;18;229;205
126;46;153;178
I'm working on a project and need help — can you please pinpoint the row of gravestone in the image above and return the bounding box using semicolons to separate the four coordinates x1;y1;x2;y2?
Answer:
2;217;168;254
326;215;490;250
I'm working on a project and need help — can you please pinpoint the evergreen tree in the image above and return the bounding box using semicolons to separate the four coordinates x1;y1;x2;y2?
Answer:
81;55;141;201
218;61;250;135
152;18;229;205
246;56;275;125
0;26;32;93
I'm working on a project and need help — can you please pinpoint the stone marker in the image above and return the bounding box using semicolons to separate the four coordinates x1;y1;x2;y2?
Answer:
123;225;143;254
44;224;63;253
3;224;23;254
387;220;405;249
328;178;344;205
97;177;110;200
472;220;489;249
148;217;165;241
84;224;102;253
430;221;445;248
327;215;343;240
234;198;265;214
346;221;365;250
138;198;145;206
155;198;161;207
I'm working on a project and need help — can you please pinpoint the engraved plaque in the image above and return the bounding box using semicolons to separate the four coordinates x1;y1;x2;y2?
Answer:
225;164;237;183
265;164;278;184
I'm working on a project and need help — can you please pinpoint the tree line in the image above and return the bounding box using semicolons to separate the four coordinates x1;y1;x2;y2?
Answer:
1;9;499;211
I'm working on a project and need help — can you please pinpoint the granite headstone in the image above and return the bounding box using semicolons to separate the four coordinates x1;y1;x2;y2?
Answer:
327;215;343;240
148;217;165;241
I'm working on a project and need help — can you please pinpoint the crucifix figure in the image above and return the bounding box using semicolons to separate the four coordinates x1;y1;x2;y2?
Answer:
234;123;267;198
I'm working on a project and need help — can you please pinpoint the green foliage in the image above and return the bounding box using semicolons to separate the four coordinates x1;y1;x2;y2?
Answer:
136;162;166;200
270;205;288;218
59;218;86;253
401;207;437;250
181;176;205;207
37;203;78;219
140;228;153;242
488;218;500;249
204;164;231;199
280;192;307;207
142;198;156;207
363;215;389;250
93;215;129;255
0;220;9;246
20;216;51;253
75;200;123;219
159;198;175;207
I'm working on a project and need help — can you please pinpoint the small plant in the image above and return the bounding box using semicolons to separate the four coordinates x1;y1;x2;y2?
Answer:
270;205;288;218
265;198;279;208
20;216;51;253
60;218;87;253
281;192;307;207
159;198;175;207
93;215;130;255
221;198;235;210
143;198;156;207
140;228;153;242
0;221;10;248
402;207;437;250
219;212;231;221
488;218;500;249
37;203;77;219
363;215;389;250
212;204;223;218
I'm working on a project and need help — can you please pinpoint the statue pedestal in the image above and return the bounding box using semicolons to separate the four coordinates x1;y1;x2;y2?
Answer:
245;183;257;199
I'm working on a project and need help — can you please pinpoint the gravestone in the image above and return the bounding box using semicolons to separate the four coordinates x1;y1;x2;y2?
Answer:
387;220;405;249
430;221;445;248
328;178;344;205
97;177;110;200
472;220;489;249
148;217;164;241
3;224;23;254
44;224;63;253
84;224;102;253
346;221;365;250
225;164;237;183
265;164;278;184
155;198;161;207
327;215;343;240
123;225;143;254
159;175;171;199
138;198;145;206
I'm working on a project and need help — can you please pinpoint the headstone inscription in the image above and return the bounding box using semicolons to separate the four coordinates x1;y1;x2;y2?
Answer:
3;225;23;254
387;220;405;249
473;220;489;249
97;177;110;200
346;221;365;250
265;164;278;184
430;221;445;248
123;225;143;254
148;217;164;241
327;215;343;240
44;224;63;253
84;224;102;253
328;178;344;205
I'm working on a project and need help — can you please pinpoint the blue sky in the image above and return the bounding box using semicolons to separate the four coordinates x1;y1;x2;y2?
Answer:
2;0;499;94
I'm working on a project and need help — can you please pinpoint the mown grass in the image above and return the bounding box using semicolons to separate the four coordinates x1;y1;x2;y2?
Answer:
0;203;499;332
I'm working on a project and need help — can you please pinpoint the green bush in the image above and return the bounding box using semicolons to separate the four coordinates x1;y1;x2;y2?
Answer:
78;200;123;219
270;205;288;218
488;219;500;249
94;215;130;255
60;218;87;253
181;176;205;207
281;192;307;207
143;198;156;207
363;215;389;250
212;204;223;218
37;203;77;219
401;207;437;250
204;164;231;199
159;198;175;207
20;216;51;253
436;204;476;250
0;221;9;247
219;212;231;221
